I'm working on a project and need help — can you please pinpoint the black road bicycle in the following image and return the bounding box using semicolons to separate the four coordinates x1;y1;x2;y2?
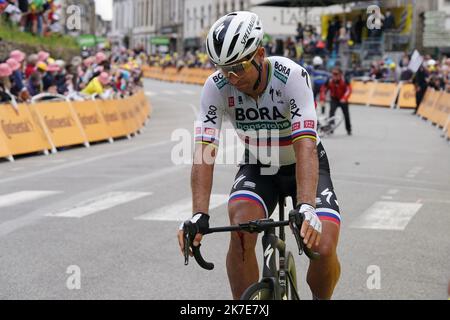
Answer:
183;196;320;300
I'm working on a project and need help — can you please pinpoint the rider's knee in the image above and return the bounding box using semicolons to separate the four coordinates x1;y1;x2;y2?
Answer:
228;201;265;225
230;231;257;253
316;238;337;260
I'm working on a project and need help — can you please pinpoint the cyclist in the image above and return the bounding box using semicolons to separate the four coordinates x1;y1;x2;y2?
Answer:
178;11;341;300
309;56;331;115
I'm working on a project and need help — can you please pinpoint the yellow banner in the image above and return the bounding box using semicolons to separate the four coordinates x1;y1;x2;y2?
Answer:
98;99;129;138
397;83;416;108
32;101;87;148
418;89;440;120
428;92;450;127
348;81;374;105
0;104;51;155
72;100;111;143
368;82;398;107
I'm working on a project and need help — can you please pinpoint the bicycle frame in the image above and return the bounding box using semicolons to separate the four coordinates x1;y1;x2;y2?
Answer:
183;196;320;300
259;197;300;300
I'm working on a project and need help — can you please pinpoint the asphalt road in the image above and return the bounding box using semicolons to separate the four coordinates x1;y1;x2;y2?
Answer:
0;78;449;300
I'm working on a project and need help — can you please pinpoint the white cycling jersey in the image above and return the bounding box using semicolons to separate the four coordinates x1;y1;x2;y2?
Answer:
195;56;320;166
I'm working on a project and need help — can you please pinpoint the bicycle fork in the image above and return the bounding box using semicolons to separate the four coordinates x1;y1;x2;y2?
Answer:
261;229;287;300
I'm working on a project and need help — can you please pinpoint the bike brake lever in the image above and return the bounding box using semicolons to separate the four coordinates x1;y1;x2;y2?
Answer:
183;221;195;266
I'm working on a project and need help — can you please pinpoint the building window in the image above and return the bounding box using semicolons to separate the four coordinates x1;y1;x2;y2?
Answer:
208;4;212;27
231;0;235;12
224;1;228;14
145;0;148;26
194;7;197;31
240;0;244;11
201;6;204;29
186;9;190;31
150;0;153;26
216;2;220;19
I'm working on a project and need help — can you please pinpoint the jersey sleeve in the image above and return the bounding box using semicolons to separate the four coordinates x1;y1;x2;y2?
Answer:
285;66;318;144
194;76;225;148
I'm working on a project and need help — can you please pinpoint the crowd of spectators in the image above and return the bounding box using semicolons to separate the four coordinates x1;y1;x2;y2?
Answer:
0;47;146;104
364;52;450;91
0;0;62;36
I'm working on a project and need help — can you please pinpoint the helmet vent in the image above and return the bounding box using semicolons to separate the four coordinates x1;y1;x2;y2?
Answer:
235;21;244;35
244;38;255;51
225;53;239;65
227;34;240;58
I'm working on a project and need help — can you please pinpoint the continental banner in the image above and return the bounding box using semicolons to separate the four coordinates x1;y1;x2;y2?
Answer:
397;83;416;109
368;82;398;107
348;81;374;105
144;66;213;85
71;100;111;143
0;104;51;155
428;92;450;127
0;126;12;158
97;99;130;138
32;101;87;148
0;91;151;159
129;90;151;126
418;89;440;120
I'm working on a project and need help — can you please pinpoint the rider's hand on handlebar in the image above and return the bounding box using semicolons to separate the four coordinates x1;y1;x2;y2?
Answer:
177;213;210;256
296;204;322;249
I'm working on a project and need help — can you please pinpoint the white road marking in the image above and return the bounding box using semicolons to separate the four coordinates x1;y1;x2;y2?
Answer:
0;191;62;208
135;194;229;221
351;201;423;231
10;167;25;172
145;91;157;97
47;192;152;218
381;196;393;200
181;90;196;95
0;140;171;185
162;90;177;95
406;166;423;179
387;189;399;195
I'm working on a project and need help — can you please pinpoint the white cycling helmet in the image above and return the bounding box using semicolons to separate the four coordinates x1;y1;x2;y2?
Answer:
206;11;264;66
313;56;323;66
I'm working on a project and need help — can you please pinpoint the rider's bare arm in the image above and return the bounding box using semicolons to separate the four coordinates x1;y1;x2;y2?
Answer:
191;144;217;214
293;139;319;208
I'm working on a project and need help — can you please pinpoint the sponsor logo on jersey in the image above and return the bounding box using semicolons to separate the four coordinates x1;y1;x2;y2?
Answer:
228;97;235;107
304;120;315;129
290;99;301;119
274;61;291;84
204;105;218;125
292;122;301;131
238;96;243;105
236;106;286;122
213;73;228;90
237;120;291;131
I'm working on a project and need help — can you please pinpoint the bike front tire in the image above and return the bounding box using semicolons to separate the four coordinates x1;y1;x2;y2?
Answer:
240;282;274;300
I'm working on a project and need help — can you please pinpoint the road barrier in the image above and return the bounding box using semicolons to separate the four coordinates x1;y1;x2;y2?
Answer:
0;90;152;162
417;89;450;141
142;66;450;142
143;66;213;85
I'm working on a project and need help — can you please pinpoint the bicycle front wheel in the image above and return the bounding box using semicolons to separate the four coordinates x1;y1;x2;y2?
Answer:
240;282;274;300
285;252;299;300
